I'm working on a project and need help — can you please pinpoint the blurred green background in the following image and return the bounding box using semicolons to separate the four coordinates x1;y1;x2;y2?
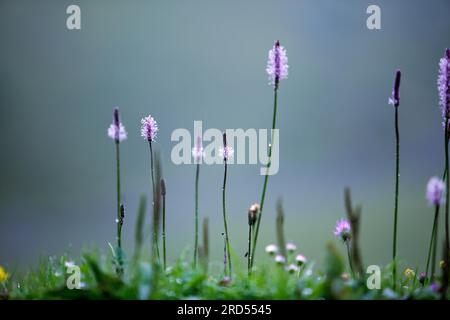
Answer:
1;0;450;273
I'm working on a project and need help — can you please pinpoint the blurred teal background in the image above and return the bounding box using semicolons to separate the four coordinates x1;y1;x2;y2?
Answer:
1;0;450;273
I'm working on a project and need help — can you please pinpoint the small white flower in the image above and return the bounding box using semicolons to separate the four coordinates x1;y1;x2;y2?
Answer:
286;242;297;253
265;244;278;255
286;264;299;274
295;254;307;266
274;254;286;265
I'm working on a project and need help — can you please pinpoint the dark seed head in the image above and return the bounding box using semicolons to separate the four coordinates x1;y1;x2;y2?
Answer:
119;204;125;225
248;203;260;226
393;70;401;107
113;107;120;127
161;179;166;196
222;132;227;148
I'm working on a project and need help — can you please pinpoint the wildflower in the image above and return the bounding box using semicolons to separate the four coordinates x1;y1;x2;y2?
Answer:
64;261;76;268
404;268;415;280
333;219;351;242
192;136;204;162
286;264;299;274
220;132;232;277
426;177;445;206
341;273;350;281
251;40;288;269
295;254;307;266
274;255;286;265
387;69;403;288
0;266;8;282
266;40;289;89
193;136;203;268
107;107;127;143
430;282;440;292
219;276;231;286
286;242;297;253
219;133;233;161
248;203;260;226
265;244;278;255
438;48;450;126
419;272;427;285
140;115;158;142
425;177;446;282
388;70;402;107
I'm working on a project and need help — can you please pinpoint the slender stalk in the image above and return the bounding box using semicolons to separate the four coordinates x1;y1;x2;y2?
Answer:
222;159;232;277
431;221;438;282
202;217;209;272
148;141;160;261
247;224;252;277
115;142;122;250
430;168;447;281
426;205;439;282
161;180;166;270
392;106;400;288
346;241;354;276
222;233;227;277
444;120;450;298
251;88;278;268
194;163;200;268
149;153;162;298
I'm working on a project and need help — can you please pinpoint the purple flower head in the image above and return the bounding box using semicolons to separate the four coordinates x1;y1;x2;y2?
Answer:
334;218;351;242
219;132;234;161
140;115;158;142
266;40;288;89
388;70;402;107
107;107;127;143
426;176;445;206
438;48;450;128
419;272;427;285
430;282;439;292
192;136;204;162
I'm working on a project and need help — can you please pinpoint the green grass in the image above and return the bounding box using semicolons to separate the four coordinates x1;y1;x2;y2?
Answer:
0;243;442;300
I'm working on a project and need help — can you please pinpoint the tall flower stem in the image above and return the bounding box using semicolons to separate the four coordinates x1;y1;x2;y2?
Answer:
432;170;448;280
115;142;122;250
247;224;252;277
194;163;200;268
392;105;400;288
251;88;278;268
222;157;232;277
161;179;166;270
426;205;440;282
444;120;450;298
346;241;354;276
148;141;160;262
431;222;438;282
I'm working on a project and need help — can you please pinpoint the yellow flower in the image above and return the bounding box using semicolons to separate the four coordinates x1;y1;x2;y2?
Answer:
440;260;447;269
403;268;415;279
0;266;8;282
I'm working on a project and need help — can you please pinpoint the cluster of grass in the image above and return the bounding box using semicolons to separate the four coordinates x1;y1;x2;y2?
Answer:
0;245;442;300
